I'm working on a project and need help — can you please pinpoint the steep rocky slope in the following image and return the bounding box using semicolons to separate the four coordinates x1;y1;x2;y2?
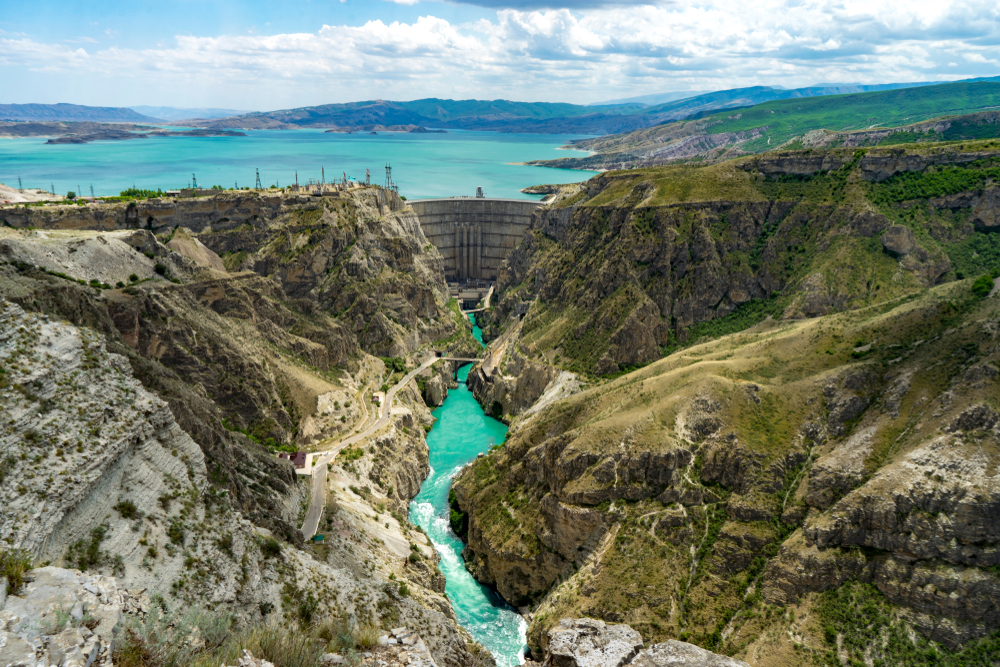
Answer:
455;277;1000;665
1;188;460;358
0;188;487;666
477;142;1000;387
0;301;481;667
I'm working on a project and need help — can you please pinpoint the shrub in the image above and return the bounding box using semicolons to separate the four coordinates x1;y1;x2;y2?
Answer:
129;274;139;283
216;533;234;556
261;538;282;559
154;263;167;276
971;273;994;299
66;525;107;571
0;454;16;484
0;548;32;595
114;499;140;520
167;521;184;546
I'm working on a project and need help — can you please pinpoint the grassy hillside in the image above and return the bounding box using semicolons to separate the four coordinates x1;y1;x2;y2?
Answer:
456;276;1000;664
531;82;1000;169
704;81;1000;152
483;140;1000;379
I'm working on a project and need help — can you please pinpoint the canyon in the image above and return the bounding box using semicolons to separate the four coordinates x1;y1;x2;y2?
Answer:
3;137;1000;667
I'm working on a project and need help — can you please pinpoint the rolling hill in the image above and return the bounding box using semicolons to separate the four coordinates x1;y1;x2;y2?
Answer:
530;81;1000;169
0;103;158;122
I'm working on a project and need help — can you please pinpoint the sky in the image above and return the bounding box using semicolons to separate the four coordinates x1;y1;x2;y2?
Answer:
1;0;999;110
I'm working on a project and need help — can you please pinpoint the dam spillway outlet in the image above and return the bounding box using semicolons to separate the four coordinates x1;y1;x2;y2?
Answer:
409;198;541;282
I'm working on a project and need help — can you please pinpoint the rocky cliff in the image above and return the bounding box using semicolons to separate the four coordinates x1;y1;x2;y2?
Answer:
0;188;487;666
480;143;1000;380
454;273;1000;665
1;188;459;358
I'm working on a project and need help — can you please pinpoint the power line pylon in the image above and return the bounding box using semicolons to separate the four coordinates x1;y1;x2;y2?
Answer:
255;169;262;190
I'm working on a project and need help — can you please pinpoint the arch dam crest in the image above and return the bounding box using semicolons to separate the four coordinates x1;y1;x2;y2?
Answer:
408;197;542;307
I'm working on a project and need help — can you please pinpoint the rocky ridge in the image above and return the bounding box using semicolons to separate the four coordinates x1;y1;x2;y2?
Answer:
537;618;748;667
478;143;1000;380
0;299;482;667
454;276;1000;664
0;187;487;666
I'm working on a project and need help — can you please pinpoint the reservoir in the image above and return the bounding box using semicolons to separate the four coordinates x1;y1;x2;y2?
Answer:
1;128;596;201
409;317;525;666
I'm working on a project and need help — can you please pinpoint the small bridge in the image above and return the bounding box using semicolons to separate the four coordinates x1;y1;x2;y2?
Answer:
409;198;542;282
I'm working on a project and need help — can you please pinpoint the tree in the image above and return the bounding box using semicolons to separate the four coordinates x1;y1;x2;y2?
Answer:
66;191;76;200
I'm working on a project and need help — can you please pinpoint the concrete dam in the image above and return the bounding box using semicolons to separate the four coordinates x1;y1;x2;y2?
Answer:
409;198;541;282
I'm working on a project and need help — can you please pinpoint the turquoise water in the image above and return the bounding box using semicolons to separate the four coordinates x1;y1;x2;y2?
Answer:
409;340;523;665
0;129;596;200
470;313;485;345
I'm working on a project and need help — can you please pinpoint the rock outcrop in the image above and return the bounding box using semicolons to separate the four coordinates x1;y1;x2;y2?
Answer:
455;275;1000;657
0;566;136;667
480;144;996;378
540;619;747;667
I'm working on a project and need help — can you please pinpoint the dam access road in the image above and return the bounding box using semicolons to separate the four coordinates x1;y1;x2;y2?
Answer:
300;354;481;539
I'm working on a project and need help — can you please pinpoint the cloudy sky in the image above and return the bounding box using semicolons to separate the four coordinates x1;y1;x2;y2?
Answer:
2;0;998;109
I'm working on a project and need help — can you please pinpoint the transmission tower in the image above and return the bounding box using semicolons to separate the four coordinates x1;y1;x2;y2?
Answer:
321;167;325;186
191;174;198;189
384;164;392;189
255;169;262;190
90;185;94;198
50;183;54;196
365;169;370;186
18;176;22;192
476;187;485;198
295;171;299;188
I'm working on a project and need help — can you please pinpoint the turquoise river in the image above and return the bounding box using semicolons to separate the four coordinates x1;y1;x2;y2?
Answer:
409;315;525;666
1;128;596;200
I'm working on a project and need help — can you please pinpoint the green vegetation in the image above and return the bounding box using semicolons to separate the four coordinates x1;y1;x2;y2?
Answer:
338;447;364;462
448;488;468;539
260;537;282;559
971;272;996;299
114;499;140;519
66;524;108;571
0;548;32;595
817;580;1000;667
379;356;406;373
669;297;784;353
869;163;1000;205
703;82;1000;149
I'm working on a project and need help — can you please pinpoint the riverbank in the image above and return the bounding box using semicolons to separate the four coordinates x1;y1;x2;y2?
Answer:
408;326;525;666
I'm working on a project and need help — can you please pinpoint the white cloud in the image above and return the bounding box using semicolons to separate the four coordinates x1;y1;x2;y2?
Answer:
1;0;998;107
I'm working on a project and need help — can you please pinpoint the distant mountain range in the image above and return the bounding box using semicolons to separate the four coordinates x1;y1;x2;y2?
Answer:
129;106;250;121
0;103;157;123
177;76;1000;135
7;75;1000;135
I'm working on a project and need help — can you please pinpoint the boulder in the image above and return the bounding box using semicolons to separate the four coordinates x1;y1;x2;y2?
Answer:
423;375;446;407
0;630;37;667
632;641;750;667
544;618;643;667
881;225;917;258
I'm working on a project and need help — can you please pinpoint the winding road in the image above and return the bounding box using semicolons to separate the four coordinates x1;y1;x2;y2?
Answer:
300;355;480;539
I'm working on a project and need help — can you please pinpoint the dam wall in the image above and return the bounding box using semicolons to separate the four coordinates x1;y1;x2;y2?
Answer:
409;198;541;281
